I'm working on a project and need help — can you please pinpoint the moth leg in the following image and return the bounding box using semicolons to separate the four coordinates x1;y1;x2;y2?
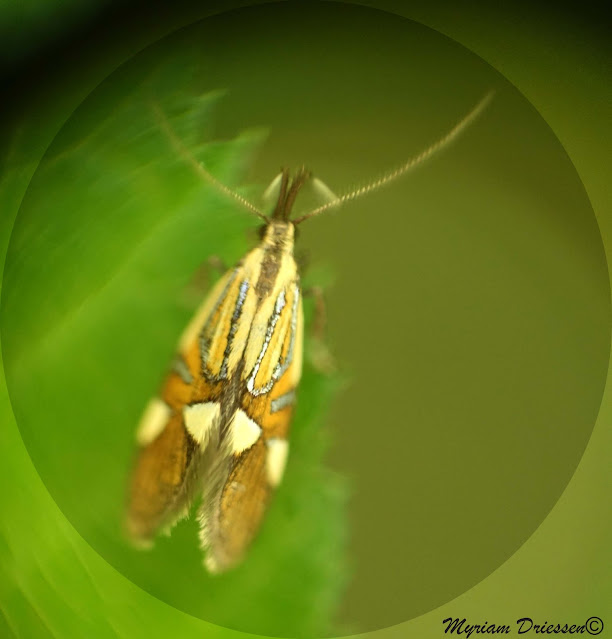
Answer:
303;285;336;374
180;255;230;309
206;254;228;274
294;248;310;275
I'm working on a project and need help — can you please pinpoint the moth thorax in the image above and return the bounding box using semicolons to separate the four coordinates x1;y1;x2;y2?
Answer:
261;221;295;254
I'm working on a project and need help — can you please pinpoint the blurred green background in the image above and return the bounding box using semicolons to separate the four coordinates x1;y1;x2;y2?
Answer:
1;2;610;638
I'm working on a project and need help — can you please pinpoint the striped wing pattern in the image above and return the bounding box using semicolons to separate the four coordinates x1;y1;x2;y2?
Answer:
126;222;303;571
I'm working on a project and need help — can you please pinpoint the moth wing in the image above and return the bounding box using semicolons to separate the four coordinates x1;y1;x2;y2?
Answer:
126;363;222;545
198;285;302;572
125;271;235;546
198;436;276;573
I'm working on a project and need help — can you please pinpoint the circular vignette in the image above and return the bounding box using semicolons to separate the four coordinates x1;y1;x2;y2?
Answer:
1;2;609;636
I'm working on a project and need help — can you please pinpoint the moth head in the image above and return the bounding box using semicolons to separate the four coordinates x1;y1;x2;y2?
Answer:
259;167;338;234
257;166;328;246
269;166;311;223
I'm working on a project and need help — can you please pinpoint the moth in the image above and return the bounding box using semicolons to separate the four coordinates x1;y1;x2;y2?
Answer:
125;91;494;572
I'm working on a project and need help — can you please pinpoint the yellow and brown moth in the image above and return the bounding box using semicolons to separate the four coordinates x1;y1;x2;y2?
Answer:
125;91;494;573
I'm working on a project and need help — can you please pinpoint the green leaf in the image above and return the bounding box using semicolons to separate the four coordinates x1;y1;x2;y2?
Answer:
1;54;347;638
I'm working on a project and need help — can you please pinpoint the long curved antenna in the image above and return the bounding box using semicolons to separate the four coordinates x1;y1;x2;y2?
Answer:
293;90;495;225
150;101;269;223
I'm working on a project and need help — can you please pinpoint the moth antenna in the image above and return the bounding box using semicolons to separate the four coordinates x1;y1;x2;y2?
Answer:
262;172;284;206
150;101;269;223
293;90;495;224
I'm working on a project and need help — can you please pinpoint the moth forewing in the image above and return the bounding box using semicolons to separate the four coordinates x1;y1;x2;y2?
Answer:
199;224;303;572
126;265;235;545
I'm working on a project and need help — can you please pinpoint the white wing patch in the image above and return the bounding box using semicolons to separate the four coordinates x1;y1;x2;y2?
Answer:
183;402;220;447
136;398;171;446
230;410;262;454
266;438;289;487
